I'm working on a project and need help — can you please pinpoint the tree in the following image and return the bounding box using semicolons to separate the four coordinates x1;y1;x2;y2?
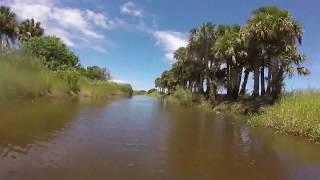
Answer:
85;66;111;80
0;6;18;49
214;24;247;99
18;18;44;42
189;22;216;95
155;6;308;101
22;36;79;70
246;6;308;99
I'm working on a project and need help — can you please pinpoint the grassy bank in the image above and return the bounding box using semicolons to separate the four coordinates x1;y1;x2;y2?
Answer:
0;53;132;100
147;91;165;98
157;88;320;141
249;91;320;141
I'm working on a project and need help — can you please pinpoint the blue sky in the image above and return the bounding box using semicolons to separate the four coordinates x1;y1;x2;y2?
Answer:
2;0;320;90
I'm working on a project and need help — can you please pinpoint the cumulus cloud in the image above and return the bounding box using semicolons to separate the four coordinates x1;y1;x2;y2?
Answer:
153;31;188;61
3;0;119;53
121;2;143;17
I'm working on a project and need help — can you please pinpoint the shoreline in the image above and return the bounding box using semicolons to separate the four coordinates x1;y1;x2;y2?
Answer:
147;91;320;143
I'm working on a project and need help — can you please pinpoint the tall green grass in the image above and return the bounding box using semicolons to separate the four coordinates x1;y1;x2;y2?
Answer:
79;78;133;98
168;87;194;106
249;91;320;141
0;53;132;100
0;53;50;99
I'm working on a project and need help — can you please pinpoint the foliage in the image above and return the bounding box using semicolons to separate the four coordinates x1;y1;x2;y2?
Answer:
170;87;194;106
22;36;79;70
84;66;111;81
148;91;163;98
0;6;18;49
18;18;44;42
147;88;157;94
79;78;132;98
155;6;309;102
249;91;320;141
0;52;49;99
0;52;133;100
0;6;133;101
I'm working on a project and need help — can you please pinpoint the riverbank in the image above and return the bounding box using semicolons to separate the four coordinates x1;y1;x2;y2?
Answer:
149;89;320;142
0;53;133;101
249;91;320;141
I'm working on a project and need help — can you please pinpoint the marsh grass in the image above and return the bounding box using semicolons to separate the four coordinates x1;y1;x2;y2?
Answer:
147;91;164;98
0;53;132;100
169;87;194;106
249;90;320;141
79;78;132;98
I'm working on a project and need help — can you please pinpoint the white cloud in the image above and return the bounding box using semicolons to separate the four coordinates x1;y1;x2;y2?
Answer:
92;46;107;53
153;31;188;61
110;79;128;84
45;27;75;47
4;0;118;53
121;2;143;17
85;10;114;30
50;7;104;39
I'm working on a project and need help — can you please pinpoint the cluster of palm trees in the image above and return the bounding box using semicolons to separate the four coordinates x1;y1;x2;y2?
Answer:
0;6;44;50
155;6;309;100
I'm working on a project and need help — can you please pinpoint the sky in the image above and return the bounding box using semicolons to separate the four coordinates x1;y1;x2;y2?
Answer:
1;0;319;90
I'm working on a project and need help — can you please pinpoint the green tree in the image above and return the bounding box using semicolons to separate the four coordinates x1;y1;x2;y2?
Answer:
189;22;216;95
0;6;18;49
22;36;79;70
214;24;247;99
247;6;308;98
85;66;111;80
18;18;44;42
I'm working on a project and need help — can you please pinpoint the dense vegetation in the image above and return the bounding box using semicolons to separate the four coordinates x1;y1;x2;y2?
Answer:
250;91;320;141
0;6;132;100
154;6;320;140
155;6;309;101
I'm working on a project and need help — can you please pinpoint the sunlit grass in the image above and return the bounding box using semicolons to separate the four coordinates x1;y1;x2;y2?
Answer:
0;52;132;100
249;90;320;141
79;78;132;98
147;91;164;98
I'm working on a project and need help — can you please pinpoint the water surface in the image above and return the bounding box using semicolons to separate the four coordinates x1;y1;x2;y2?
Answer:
1;96;320;180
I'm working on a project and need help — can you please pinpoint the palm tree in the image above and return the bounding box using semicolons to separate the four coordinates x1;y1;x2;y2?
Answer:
214;24;247;99
247;6;307;99
18;18;44;42
189;22;216;95
0;6;18;49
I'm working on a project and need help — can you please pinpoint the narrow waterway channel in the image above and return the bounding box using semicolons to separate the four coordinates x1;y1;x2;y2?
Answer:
1;96;320;180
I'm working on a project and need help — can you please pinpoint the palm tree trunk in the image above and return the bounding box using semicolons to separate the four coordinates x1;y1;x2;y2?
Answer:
266;67;272;95
260;63;265;96
233;67;242;99
252;63;260;97
226;63;232;97
240;69;249;95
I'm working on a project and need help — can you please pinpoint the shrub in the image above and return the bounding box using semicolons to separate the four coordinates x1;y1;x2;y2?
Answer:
171;87;193;106
22;36;79;70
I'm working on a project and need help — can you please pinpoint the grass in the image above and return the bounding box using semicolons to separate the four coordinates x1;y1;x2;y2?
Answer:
147;91;165;98
79;78;133;98
0;52;132;100
166;87;194;106
249;90;320;141
163;87;320;141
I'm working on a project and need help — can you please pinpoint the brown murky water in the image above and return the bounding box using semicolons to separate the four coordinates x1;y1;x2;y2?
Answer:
1;96;320;180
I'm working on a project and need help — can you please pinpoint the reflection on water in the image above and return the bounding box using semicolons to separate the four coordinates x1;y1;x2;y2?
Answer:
0;99;79;156
0;96;320;180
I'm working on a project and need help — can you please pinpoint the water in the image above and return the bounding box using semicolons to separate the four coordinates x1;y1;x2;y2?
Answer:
0;96;320;180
